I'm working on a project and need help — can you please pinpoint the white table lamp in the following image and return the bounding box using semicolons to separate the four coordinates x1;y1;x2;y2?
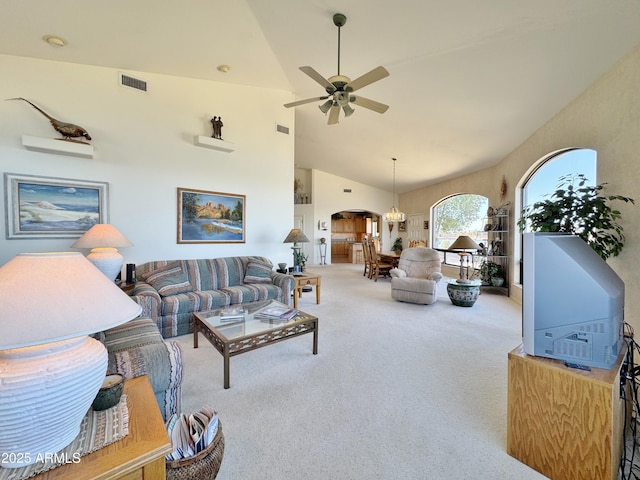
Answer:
71;224;133;280
0;252;141;467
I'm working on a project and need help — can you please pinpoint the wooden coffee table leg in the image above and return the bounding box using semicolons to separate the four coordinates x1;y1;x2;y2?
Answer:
223;345;231;389
313;322;318;354
193;323;199;348
293;286;299;309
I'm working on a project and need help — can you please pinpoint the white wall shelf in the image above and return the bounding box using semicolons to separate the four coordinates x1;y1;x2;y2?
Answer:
194;135;234;153
21;135;94;158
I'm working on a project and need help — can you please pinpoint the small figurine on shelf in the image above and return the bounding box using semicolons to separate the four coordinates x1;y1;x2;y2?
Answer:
210;116;224;140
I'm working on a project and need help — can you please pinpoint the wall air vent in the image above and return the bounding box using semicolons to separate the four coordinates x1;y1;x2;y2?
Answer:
276;124;289;135
343;189;352;193
119;73;148;93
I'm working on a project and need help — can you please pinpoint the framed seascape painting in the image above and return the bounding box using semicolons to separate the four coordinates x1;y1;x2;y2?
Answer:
177;187;245;244
4;173;108;239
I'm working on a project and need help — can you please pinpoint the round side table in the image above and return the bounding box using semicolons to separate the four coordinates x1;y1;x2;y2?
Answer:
446;279;481;307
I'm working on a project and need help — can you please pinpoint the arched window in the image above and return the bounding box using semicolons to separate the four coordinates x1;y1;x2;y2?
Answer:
432;194;488;266
516;148;597;282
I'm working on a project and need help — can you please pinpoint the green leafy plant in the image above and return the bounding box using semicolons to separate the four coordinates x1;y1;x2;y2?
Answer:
518;174;634;261
294;251;308;270
480;261;503;284
391;237;403;253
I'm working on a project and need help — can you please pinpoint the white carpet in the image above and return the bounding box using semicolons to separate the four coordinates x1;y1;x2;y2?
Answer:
176;264;548;479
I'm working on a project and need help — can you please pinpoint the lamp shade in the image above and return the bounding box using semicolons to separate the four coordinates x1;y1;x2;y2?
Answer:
70;224;133;249
0;252;141;350
449;235;481;252
283;228;310;244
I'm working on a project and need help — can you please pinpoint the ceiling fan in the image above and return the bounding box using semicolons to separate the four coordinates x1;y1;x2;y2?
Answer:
284;13;390;125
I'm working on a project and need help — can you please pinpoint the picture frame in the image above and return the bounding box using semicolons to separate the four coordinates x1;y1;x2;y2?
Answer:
4;173;108;239
177;187;245;244
399;221;406;232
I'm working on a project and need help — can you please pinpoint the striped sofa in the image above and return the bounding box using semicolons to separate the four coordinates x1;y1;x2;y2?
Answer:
131;256;295;338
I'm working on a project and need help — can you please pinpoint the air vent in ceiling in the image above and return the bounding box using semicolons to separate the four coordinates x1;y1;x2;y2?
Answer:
119;72;148;93
276;124;289;135
343;189;352;193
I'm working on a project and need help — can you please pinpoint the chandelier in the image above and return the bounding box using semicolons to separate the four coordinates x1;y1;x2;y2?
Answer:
383;158;406;222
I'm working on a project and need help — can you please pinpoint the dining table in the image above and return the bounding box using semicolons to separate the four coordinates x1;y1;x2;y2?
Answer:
378;250;401;268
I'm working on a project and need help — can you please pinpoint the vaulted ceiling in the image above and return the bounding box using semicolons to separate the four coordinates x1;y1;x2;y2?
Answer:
2;0;639;192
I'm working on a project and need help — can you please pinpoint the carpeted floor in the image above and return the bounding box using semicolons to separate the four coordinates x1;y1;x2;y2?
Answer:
175;263;547;480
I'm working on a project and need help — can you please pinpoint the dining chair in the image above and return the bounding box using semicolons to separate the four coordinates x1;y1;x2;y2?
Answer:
369;240;392;281
361;240;372;277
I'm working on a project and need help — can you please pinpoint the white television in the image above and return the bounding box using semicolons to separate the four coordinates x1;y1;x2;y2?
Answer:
522;232;624;369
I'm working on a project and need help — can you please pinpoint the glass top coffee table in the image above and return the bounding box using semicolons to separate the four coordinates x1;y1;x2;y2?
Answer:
193;300;319;389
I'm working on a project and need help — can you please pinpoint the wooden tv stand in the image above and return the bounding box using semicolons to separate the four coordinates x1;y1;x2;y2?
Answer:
507;344;627;480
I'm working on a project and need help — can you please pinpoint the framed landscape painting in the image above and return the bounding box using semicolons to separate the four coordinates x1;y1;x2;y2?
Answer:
4;173;108;239
177;187;245;244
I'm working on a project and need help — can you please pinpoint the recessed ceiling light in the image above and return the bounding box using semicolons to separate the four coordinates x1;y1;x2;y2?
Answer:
42;35;67;47
217;65;231;73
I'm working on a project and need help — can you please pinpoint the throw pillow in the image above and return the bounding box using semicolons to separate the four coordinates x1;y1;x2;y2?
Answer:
141;262;193;296
244;261;273;284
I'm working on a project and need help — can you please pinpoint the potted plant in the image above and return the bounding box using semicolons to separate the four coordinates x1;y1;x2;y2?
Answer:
480;260;503;286
391;237;403;253
518;174;634;261
294;251;308;271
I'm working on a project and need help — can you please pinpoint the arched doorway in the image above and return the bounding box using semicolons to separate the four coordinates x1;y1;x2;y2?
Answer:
330;210;381;263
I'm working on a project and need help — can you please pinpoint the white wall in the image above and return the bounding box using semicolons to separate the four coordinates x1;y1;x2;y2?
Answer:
295;169;396;265
0;55;296;269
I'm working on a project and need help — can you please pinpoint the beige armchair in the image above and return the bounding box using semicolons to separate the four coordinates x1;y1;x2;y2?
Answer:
390;247;443;304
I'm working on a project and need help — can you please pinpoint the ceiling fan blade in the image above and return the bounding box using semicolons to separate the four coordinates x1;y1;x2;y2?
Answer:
299;66;336;93
284;96;330;108
351;95;389;114
344;66;389;92
327;104;340;125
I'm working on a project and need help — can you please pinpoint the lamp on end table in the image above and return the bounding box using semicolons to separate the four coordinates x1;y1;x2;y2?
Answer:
283;228;310;273
0;252;142;467
71;224;133;281
449;235;481;283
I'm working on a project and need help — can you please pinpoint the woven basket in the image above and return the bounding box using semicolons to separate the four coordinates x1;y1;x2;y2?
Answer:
166;420;225;480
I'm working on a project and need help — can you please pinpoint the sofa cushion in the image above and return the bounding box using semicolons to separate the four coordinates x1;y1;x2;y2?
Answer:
103;317;164;351
222;284;281;304
141;261;193;296
161;290;230;316
244;261;273;284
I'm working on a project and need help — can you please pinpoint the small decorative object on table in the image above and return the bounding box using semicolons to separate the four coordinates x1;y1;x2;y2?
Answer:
92;374;124;411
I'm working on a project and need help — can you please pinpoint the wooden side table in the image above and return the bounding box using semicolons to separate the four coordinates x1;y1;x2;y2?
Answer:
34;376;171;480
292;272;321;309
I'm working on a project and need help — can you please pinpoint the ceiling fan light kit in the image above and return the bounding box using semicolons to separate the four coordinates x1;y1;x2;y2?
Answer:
284;13;389;125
